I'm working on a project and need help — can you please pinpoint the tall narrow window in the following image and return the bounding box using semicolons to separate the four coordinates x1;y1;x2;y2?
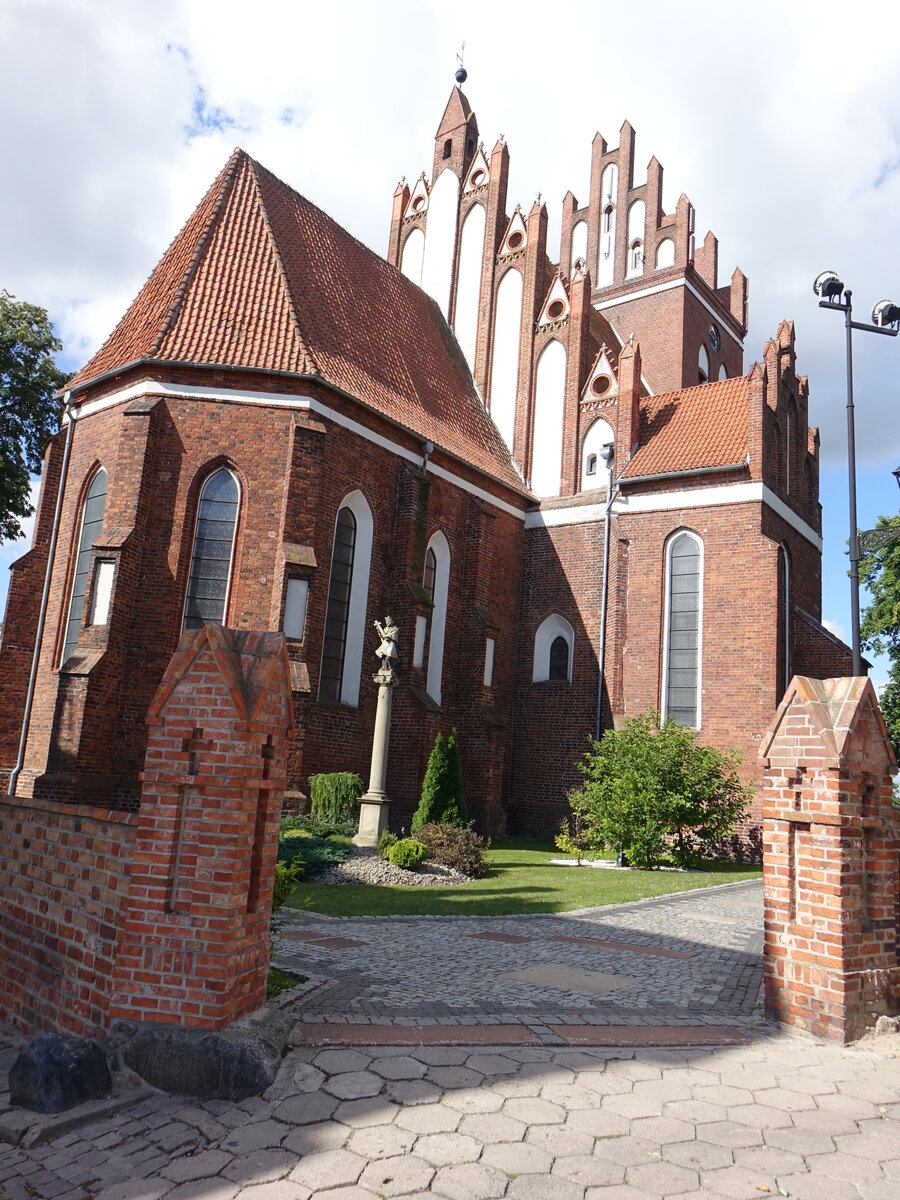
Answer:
424;532;450;705
549;636;569;681
319;507;357;702
183;468;240;631
423;547;437;602
776;544;791;703
61;467;108;664
662;531;703;727
318;490;374;707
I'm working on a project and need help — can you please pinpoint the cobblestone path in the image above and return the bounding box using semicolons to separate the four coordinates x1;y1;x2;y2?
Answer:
3;879;899;1199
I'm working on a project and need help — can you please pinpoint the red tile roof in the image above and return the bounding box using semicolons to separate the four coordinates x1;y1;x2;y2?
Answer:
70;150;526;495
621;376;749;480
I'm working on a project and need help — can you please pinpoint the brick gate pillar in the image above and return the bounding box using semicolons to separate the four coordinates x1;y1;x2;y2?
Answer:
110;626;294;1028
759;676;899;1041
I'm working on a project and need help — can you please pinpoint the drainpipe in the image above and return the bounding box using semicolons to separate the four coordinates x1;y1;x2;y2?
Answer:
8;392;75;796
595;445;621;744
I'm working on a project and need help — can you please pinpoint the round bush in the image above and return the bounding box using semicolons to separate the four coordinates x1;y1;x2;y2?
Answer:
388;837;427;870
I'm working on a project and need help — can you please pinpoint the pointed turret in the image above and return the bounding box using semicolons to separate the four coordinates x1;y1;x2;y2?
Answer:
432;86;479;182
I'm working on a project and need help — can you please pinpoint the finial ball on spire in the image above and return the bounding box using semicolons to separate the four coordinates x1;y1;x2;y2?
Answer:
455;40;467;84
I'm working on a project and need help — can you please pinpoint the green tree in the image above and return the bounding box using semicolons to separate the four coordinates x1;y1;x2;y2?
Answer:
0;290;68;543
571;711;751;869
860;513;900;760
411;728;468;831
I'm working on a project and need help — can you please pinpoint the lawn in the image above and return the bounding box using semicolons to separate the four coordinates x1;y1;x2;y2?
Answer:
284;838;761;917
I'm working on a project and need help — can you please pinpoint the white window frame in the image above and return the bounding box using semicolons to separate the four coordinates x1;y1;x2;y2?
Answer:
283;577;309;641
660;529;704;729
532;614;574;683
89;560;115;626
180;466;241;635
424;530;450;705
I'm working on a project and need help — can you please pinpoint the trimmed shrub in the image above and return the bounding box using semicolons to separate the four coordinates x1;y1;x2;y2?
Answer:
570;711;752;869
308;772;363;823
378;830;398;860
388;838;427;870
411;729;467;830
415;822;490;878
282;812;357;839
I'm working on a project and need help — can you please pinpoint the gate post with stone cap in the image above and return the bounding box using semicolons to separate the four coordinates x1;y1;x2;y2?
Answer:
760;676;899;1042
110;625;294;1029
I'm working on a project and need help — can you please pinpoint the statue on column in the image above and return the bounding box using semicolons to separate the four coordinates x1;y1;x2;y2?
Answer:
354;616;400;847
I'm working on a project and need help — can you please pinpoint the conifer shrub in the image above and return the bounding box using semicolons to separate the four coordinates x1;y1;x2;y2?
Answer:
411;729;467;830
568;711;752;869
378;830;398;860
308;772;363;823
415;822;490;877
272;858;303;909
387;837;427;870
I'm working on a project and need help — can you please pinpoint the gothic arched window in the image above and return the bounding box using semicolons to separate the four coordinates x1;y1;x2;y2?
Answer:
549;636;570;681
61;467;108;664
318;491;374;706
661;530;703;727
776;543;791;703
424;532;450;705
182;467;240;632
532;614;574;683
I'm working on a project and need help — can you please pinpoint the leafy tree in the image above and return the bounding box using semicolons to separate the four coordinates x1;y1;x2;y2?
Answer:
570;711;751;869
411;728;468;830
0;290;68;543
860;513;900;760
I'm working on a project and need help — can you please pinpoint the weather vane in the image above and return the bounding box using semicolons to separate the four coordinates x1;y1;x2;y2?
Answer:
455;41;467;84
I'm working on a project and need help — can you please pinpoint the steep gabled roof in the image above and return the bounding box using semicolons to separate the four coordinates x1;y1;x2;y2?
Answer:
621;376;749;480
70;150;526;495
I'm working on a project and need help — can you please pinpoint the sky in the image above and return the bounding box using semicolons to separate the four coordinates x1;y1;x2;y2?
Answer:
1;0;899;684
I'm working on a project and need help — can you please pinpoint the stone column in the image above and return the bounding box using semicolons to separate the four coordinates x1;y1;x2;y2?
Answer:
355;617;399;847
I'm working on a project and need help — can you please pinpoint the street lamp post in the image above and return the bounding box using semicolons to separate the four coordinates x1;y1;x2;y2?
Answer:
813;273;900;676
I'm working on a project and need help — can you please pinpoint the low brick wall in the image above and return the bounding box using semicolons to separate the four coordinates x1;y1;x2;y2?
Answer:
0;794;136;1037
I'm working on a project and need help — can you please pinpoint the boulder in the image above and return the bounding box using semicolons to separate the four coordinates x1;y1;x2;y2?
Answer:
113;1009;292;1100
9;1033;112;1114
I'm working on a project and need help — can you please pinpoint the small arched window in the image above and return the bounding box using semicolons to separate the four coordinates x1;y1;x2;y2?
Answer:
655;238;675;269
586;454;597;476
319;490;374;707
61;467;108;664
183;467;240;632
549;636;569;681
423;546;437;602
442;138;452;160
533;614;574;683
581;417;615;492
698;344;710;384
661;530;703;728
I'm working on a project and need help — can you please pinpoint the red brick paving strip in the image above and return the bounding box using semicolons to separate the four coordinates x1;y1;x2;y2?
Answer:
469;932;533;944
281;931;367;949
300;1023;541;1046
550;1025;751;1046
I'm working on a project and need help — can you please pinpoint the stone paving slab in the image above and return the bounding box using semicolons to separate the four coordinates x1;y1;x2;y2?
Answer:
299;1025;542;1047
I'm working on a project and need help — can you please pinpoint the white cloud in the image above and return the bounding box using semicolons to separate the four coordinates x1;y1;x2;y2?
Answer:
822;617;848;643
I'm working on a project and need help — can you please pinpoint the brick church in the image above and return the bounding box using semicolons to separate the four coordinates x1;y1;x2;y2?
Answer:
0;82;851;836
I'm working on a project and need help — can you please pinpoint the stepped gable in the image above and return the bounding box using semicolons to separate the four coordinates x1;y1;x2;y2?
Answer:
70;150;526;495
621;375;749;480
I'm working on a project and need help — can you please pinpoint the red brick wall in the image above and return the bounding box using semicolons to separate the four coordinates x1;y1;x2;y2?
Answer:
0;794;136;1037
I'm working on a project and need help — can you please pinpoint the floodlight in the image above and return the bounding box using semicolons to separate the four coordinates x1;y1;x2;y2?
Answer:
813;270;844;302
872;299;900;329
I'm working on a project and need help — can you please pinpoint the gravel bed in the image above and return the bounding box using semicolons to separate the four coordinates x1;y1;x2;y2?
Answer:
315;846;472;887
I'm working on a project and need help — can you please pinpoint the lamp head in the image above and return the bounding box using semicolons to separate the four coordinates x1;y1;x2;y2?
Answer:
872;299;900;329
813;270;845;302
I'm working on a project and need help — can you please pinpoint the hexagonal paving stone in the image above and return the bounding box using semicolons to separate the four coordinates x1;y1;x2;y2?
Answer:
163;1182;240;1200
288;1148;365;1191
552;1153;626;1186
525;1123;595;1158
753;1086;816;1112
834;1128;900;1161
221;1118;288;1153
633;1079;693;1103
627;1160;700;1196
693;1085;754;1108
564;1107;631;1139
540;1081;605;1109
222;1147;298;1183
725;1104;792;1130
395;1103;461;1135
235;1181;311;1200
384;1078;444;1106
732;1145;806;1176
576;1070;637;1097
442;1087;505;1114
291;1063;326;1093
275;1091;340;1126
281;1120;348;1156
411;1046;470;1066
762;1173;861;1200
701;1163;783;1199
480;1140;556;1175
345;1122;416;1160
662;1099;728;1125
458;1111;526;1143
773;1072;838;1096
413;1131;482;1166
502;1096;566;1125
663;1139;734;1171
764;1125;837;1156
629;1116;696;1144
358;1154;435;1196
506;1175;586;1200
594;1134;661;1167
311;1048;372;1074
369;1055;427;1081
431;1161;509;1199
333;1097;401;1128
805;1150;888;1181
427;1065;486;1089
322;1070;383;1100
465;1053;519;1076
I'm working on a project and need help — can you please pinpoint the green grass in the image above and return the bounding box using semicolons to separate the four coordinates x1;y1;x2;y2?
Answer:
266;965;305;998
284;838;761;917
